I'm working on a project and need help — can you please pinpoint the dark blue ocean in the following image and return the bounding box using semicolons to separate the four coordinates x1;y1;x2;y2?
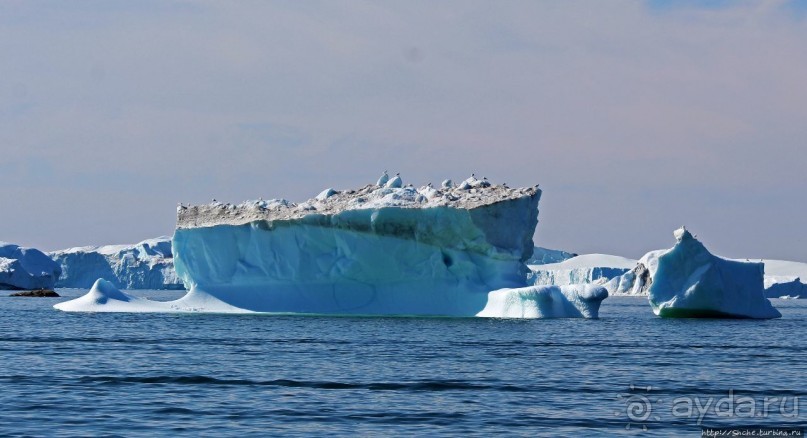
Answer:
1;291;805;437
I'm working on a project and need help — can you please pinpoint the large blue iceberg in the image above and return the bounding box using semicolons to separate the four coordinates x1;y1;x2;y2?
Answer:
55;178;607;318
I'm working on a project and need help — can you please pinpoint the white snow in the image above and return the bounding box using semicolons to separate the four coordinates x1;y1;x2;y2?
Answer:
645;227;780;319
55;179;549;316
0;242;61;290
49;237;182;289
477;284;608;318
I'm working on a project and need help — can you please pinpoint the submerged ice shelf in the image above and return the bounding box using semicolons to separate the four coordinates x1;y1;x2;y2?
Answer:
56;177;601;318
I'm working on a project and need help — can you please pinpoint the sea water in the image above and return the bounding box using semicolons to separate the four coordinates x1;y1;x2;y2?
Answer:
1;291;805;436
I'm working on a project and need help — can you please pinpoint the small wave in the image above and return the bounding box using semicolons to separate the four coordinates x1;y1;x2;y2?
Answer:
74;375;530;392
151;407;199;415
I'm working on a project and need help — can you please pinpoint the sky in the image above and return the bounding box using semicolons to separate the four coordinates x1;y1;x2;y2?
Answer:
1;0;806;262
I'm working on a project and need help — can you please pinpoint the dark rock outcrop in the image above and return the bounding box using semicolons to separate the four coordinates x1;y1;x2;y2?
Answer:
9;289;60;297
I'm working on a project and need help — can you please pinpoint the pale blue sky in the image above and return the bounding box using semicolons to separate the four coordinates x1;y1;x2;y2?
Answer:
1;0;806;262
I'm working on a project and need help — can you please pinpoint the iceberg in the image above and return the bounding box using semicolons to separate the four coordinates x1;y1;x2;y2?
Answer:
601;254;807;299
529;254;635;287
644;227;780;319
0;242;62;290
477;284;608;318
526;246;578;265
56;178;594;317
53;278;242;312
765;278;807;299
49;237;183;290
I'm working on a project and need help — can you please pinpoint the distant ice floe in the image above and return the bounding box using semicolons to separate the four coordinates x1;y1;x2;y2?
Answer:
0;242;61;290
526;246;578;265
49;237;183;290
529;254;635;287
761;260;807;299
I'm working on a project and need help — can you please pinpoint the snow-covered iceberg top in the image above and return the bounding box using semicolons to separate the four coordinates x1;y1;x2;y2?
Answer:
0;242;62;290
49;237;182;290
478;284;608;318
645;227;781;319
177;179;540;231
56;176;557;317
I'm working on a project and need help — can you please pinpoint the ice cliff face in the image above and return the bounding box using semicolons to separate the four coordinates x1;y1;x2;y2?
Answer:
49;237;182;290
644;227;780;319
0;242;61;290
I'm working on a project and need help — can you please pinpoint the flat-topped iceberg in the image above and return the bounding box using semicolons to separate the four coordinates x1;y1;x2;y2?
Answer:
55;177;600;317
0;242;62;290
49;237;182;290
644;227;780;319
477;284;608;318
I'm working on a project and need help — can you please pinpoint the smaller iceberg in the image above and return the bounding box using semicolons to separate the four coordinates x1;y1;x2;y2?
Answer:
477;284;608;319
765;278;807;299
646;227;781;319
762;260;807;299
0;242;62;290
53;279;157;312
54;278;244;313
